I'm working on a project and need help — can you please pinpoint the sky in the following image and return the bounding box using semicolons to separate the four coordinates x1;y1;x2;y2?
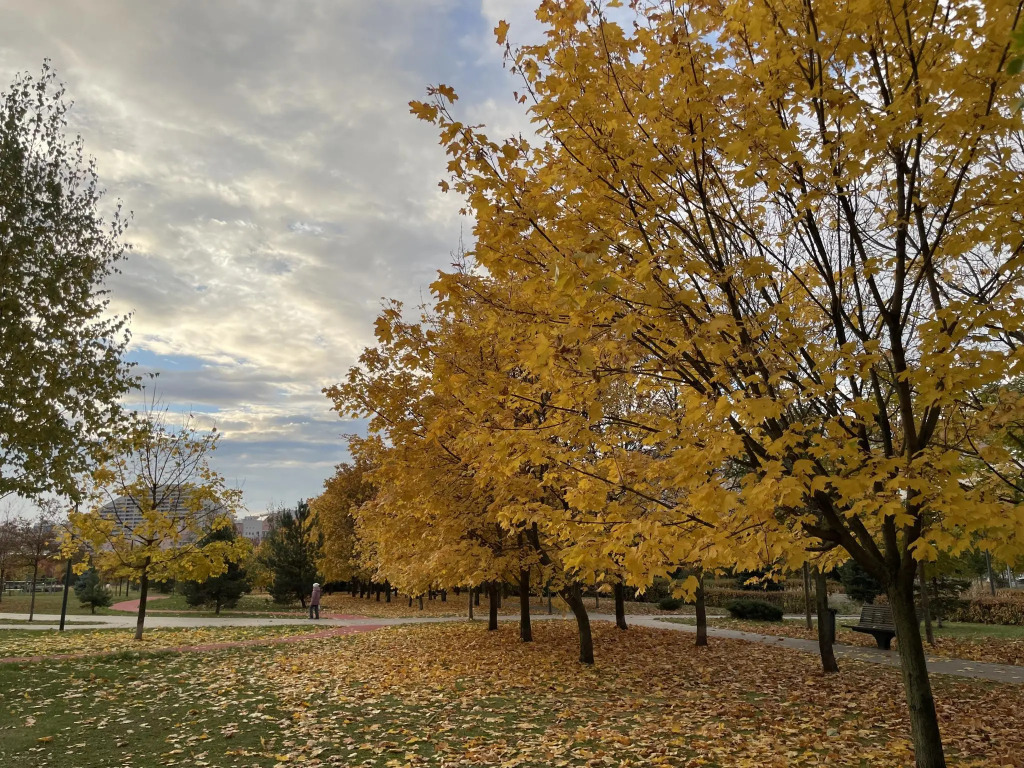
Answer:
0;0;548;516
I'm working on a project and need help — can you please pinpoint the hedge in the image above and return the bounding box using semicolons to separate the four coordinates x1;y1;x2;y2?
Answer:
705;588;809;613
945;595;1024;626
725;599;784;621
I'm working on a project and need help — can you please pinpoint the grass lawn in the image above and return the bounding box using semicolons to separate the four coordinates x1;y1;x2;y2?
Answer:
0;590;142;616
116;593;303;616
1;621;1021;767
0;625;336;661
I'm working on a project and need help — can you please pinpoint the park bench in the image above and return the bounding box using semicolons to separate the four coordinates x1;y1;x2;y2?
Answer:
844;604;896;649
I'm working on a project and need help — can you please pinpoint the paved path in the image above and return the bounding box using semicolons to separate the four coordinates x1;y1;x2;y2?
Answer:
634;616;1024;685
109;594;171;612
2;611;1021;684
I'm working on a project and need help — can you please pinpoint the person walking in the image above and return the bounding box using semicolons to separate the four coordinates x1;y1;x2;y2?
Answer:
309;582;322;619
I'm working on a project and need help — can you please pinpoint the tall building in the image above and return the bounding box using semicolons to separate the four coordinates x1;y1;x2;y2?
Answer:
98;484;226;543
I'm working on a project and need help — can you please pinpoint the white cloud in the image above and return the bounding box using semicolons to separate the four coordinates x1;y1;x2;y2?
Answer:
0;0;573;513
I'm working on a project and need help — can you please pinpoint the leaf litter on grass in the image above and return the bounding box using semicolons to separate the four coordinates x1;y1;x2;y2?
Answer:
3;621;1023;767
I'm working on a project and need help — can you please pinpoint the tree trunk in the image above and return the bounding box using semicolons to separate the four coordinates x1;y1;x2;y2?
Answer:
418;595;424;610
519;568;532;642
614;582;627;630
561;583;594;664
408;595;413;607
919;561;935;646
441;589;447;602
695;573;707;647
135;565;150;641
468;587;475;620
594;593;599;609
815;567;838;673
216;597;222;616
488;581;499;631
385;581;391;603
803;563;813;630
376;586;381;602
889;576;947;768
547;587;552;615
985;551;996;596
474;588;480;606
28;558;39;622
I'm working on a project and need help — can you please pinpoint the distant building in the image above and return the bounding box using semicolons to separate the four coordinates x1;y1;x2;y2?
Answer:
235;515;273;544
98;484;226;544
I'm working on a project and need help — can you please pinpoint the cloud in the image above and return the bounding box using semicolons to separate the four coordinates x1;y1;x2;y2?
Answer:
0;0;550;513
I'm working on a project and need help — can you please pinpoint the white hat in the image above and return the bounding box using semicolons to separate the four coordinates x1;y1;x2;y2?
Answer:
313;582;320;587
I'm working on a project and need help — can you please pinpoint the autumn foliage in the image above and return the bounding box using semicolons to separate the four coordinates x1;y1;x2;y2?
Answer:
318;2;1024;765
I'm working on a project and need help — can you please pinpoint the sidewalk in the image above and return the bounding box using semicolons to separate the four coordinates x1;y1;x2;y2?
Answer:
632;615;1024;685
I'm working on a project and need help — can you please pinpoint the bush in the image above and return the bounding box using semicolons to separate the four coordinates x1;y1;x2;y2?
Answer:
706;588;808;613
725;599;784;621
946;595;1024;625
657;597;683;611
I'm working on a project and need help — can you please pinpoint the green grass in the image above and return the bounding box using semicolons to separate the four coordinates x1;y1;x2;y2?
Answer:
0;590;142;616
933;622;1024;639
127;593;300;614
0;647;294;767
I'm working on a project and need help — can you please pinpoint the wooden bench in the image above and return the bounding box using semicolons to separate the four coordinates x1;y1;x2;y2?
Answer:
844;604;896;649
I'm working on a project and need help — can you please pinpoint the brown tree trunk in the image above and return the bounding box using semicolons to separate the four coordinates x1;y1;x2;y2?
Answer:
695;573;708;647
468;587;475;620
408;595;413;607
418;594;424;611
488;581;499;631
889;575;947;768
561;583;594;664
28;558;39;622
385;581;391;603
614;582;627;630
135;565;150;641
815;567;838;673
919;561;935;646
803;563;813;630
474;588;480;606
519;568;532;642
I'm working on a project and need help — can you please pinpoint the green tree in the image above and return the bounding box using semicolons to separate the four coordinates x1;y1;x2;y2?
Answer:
0;63;135;500
74;564;113;614
259;500;319;607
838;560;883;605
181;526;251;615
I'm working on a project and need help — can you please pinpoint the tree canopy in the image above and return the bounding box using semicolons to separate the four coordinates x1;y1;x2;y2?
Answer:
0;63;135;500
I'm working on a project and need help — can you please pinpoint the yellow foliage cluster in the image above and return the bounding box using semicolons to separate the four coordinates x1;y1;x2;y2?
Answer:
324;2;1024;762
